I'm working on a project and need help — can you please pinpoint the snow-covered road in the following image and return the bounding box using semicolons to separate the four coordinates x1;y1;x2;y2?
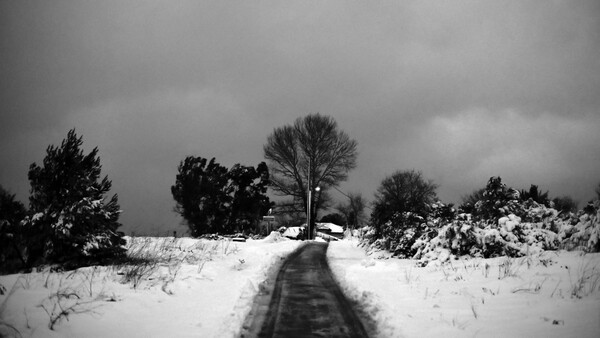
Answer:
243;242;370;337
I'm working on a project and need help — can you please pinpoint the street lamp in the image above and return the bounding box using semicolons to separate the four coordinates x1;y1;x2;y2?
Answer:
306;157;320;240
307;184;320;240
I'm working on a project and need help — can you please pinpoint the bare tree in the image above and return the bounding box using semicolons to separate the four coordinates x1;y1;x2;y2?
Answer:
371;169;438;229
271;200;306;228
336;192;367;229
264;114;358;238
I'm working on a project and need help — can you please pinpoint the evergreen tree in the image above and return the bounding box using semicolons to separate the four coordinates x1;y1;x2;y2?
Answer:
552;195;578;213
473;176;521;221
520;184;550;206
172;157;273;236
0;185;28;269
172;157;231;236
459;188;485;214
26;129;124;265
227;162;272;233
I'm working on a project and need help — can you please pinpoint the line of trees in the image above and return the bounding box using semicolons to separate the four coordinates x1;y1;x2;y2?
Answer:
1;128;280;273
170;113;361;238
2;114;597;272
369;170;598;233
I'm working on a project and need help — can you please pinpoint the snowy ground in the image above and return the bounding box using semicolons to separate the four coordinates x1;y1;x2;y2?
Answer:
0;234;300;338
327;239;600;338
2;235;599;338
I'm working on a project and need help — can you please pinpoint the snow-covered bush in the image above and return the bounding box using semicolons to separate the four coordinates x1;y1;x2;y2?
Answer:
363;199;600;265
417;202;598;265
363;176;600;264
412;214;526;264
472;176;523;222
561;200;600;252
363;211;436;258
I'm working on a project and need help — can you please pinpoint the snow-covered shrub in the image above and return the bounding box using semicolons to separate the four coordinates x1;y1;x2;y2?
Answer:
24;129;125;267
413;215;528;264
429;200;457;224
413;202;598;265
363;212;433;258
520;200;555;224
413;217;475;258
519;184;551;207
561;200;600;252
552;195;579;213
473;176;523;222
363;176;600;264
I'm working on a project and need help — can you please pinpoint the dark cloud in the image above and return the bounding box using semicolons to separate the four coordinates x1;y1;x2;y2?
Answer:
1;1;599;234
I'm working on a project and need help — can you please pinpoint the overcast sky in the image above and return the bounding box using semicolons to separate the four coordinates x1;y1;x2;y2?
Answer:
1;0;599;235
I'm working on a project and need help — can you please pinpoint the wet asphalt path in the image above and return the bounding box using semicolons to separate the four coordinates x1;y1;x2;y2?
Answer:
243;242;369;338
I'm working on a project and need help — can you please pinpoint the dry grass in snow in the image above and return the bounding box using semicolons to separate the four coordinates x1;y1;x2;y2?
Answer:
0;234;299;338
328;239;600;338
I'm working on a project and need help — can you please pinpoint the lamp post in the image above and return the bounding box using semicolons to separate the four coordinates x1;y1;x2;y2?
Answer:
307;184;320;240
306;157;320;240
307;185;311;240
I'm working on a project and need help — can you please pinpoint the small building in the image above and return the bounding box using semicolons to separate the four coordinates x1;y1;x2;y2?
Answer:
282;226;304;239
316;222;344;239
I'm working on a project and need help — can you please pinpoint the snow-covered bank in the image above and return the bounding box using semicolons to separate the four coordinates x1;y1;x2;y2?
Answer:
0;234;300;338
327;239;600;338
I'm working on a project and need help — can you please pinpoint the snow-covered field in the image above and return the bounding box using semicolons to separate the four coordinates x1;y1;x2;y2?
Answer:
0;234;299;338
327;239;600;338
2;235;599;338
